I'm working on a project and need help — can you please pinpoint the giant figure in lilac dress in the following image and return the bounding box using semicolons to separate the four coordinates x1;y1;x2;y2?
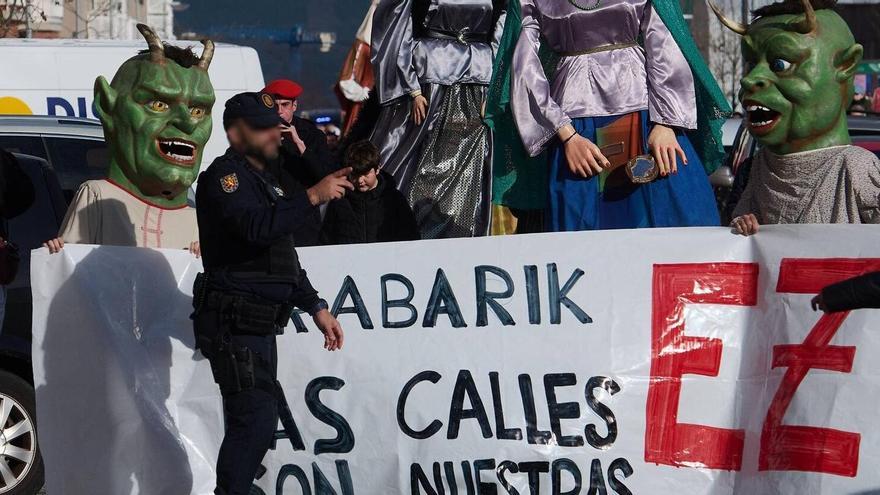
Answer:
509;0;724;231
370;0;506;238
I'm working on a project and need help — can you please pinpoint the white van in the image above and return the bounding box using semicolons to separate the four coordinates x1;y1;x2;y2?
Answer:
0;38;265;168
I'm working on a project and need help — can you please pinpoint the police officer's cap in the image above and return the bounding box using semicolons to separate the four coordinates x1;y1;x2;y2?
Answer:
223;92;285;130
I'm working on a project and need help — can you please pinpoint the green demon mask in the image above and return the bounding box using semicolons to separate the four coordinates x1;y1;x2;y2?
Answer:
95;24;216;208
710;0;862;155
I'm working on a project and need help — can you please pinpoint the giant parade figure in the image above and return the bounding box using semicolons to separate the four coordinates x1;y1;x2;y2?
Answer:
46;24;215;251
369;0;508;239
488;0;728;232
721;0;880;235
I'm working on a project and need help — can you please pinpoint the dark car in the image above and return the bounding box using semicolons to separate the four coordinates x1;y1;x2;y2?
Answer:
0;116;109;201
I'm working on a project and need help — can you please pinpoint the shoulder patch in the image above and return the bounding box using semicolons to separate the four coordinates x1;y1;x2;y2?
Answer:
220;173;239;193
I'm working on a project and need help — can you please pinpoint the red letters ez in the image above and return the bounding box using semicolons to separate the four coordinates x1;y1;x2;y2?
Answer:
758;258;880;477
645;263;758;470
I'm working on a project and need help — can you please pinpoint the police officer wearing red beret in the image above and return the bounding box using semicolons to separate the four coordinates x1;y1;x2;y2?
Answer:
192;91;352;495
263;79;339;246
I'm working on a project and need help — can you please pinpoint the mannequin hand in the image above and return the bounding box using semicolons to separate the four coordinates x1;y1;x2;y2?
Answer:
559;126;609;178
648;124;687;176
44;237;64;254
188;241;201;258
730;214;760;236
412;95;428;125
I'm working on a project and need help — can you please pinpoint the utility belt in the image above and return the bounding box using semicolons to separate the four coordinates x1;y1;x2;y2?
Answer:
203;290;294;335
421;28;490;45
193;272;294;337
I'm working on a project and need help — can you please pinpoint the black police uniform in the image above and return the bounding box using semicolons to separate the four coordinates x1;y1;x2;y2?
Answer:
192;92;328;495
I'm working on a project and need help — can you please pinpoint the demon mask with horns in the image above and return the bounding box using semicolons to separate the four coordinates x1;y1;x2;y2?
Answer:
720;1;880;233
95;24;216;208
710;0;862;154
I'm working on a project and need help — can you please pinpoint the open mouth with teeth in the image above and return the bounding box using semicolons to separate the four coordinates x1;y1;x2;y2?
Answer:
745;102;781;134
156;138;198;166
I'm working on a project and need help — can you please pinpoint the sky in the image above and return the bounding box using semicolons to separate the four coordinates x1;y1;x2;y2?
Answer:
175;0;368;111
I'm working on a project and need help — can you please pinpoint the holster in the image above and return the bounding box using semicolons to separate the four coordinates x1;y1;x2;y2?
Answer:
210;338;257;395
191;272;210;316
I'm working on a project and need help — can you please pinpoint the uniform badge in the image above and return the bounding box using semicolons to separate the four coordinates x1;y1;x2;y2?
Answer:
261;93;275;108
273;186;285;197
220;173;239;193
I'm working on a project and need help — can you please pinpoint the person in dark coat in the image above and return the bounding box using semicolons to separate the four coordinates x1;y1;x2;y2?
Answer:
321;141;419;245
0;149;35;332
0;150;35;238
263;79;338;246
812;272;880;313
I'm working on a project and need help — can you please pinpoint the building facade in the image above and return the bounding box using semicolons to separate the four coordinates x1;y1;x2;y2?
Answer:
1;0;176;39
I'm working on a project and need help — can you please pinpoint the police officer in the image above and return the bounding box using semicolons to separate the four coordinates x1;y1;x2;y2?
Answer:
263;79;337;246
192;91;351;495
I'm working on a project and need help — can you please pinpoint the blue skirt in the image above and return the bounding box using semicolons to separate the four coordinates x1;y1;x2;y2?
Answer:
547;112;720;231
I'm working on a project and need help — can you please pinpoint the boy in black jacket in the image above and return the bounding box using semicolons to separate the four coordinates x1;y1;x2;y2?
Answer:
321;141;420;245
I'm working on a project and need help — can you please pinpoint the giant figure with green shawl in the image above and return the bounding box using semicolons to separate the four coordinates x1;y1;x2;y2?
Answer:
487;0;729;231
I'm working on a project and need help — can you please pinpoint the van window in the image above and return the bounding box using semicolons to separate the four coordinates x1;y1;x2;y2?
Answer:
43;137;109;195
0;135;46;159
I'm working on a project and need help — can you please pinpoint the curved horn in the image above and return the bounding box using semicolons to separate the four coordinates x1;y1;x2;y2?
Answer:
708;0;748;36
136;23;165;63
198;39;215;70
793;0;818;34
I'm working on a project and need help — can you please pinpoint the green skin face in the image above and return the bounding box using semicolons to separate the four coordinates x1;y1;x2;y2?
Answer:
740;10;862;155
95;55;215;208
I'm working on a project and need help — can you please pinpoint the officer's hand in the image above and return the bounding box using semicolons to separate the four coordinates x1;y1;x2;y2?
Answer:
43;237;64;254
307;168;354;206
314;309;344;351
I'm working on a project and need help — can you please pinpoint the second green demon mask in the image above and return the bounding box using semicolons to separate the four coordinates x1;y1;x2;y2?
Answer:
711;0;863;155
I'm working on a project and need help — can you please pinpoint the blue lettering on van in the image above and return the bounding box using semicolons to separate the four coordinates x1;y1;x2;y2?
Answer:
47;97;74;116
46;97;95;118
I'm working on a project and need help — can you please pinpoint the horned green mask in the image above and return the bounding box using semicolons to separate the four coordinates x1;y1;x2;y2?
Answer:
94;24;216;208
710;0;863;155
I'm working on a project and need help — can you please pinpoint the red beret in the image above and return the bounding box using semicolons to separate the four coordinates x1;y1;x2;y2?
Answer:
263;79;303;100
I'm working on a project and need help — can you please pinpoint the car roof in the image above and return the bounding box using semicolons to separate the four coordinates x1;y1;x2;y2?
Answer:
847;115;880;132
0;115;104;139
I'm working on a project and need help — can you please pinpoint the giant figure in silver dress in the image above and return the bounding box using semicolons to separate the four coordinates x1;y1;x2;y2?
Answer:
370;0;507;238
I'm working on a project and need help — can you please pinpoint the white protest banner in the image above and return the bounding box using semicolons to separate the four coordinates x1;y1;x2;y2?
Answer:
30;225;880;494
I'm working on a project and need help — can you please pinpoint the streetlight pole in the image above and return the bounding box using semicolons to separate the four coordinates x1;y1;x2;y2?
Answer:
24;0;33;38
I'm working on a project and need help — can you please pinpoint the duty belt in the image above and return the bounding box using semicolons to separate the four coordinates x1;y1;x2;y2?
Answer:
556;40;640;57
203;290;294;335
421;28;490;45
